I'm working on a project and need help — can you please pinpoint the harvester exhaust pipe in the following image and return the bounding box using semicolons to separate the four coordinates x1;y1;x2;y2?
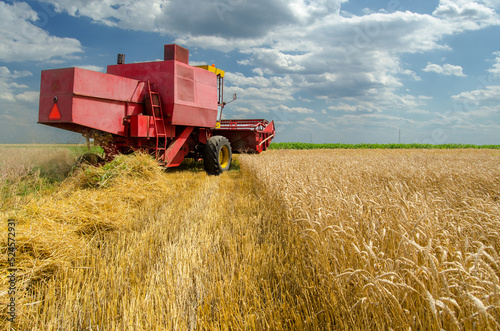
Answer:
117;54;125;65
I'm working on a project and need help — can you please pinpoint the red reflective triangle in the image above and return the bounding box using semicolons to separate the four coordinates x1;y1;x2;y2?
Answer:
48;103;61;120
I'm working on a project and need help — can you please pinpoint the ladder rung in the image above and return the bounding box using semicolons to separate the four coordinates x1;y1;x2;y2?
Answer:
146;81;168;161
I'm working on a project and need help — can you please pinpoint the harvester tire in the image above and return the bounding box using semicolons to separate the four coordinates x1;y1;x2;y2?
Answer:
204;136;232;175
75;152;105;168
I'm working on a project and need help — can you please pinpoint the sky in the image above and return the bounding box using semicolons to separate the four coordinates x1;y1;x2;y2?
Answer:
1;0;500;144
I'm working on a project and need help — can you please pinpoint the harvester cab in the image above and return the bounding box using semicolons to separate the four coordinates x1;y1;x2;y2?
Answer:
38;44;275;175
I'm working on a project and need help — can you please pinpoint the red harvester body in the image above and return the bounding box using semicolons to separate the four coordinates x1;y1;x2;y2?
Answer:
38;44;275;174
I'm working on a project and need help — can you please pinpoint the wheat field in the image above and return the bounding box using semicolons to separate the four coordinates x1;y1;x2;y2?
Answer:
241;149;500;329
1;148;500;329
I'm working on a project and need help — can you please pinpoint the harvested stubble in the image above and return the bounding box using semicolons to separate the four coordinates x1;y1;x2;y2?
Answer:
240;149;500;329
0;153;176;327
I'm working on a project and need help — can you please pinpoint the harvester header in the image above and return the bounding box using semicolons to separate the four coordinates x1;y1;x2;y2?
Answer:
38;44;275;175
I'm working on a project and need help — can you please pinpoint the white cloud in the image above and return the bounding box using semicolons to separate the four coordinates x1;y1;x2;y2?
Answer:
224;72;297;117
326;92;431;116
433;0;500;31
232;107;255;114
226;86;295;103
0;67;32;79
0;2;83;62
195;8;477;105
269;105;314;114
334;113;408;129
175;35;264;53
452;85;500;102
407;109;432;115
0;66;35;102
288;0;346;23
8;83;29;89
297;117;318;125
489;51;500;77
468;105;500;117
226;72;274;88
16;91;40;103
240;48;306;73
34;0;500;111
422;63;467;76
444;85;500;128
328;102;379;114
482;0;500;8
42;0;300;38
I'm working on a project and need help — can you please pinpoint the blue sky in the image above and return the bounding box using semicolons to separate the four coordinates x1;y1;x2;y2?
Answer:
1;0;500;144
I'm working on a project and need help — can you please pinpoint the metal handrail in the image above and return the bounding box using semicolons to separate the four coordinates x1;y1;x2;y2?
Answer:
218;119;269;130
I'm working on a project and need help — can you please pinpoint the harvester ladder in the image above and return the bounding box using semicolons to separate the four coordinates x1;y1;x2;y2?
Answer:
145;82;167;161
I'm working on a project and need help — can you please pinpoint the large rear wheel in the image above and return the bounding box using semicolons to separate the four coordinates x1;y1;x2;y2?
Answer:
204;136;232;175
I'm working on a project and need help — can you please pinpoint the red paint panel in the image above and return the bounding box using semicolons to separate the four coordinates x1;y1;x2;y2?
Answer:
165;126;194;167
107;60;218;128
40;68;75;95
39;95;73;123
170;104;217;128
196;77;217;109
263;120;275;133
39;68;75;124
176;64;194;80
195;66;217;85
72;97;126;135
130;115;153;137
177;77;195;102
164;44;189;64
39;67;145;136
107;61;176;103
73;68;145;102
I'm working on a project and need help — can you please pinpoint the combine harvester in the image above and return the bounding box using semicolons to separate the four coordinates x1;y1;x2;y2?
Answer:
38;44;275;175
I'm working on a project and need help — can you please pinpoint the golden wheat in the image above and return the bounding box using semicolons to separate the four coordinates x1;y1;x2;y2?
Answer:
0;147;77;211
2;149;500;329
240;149;500;329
